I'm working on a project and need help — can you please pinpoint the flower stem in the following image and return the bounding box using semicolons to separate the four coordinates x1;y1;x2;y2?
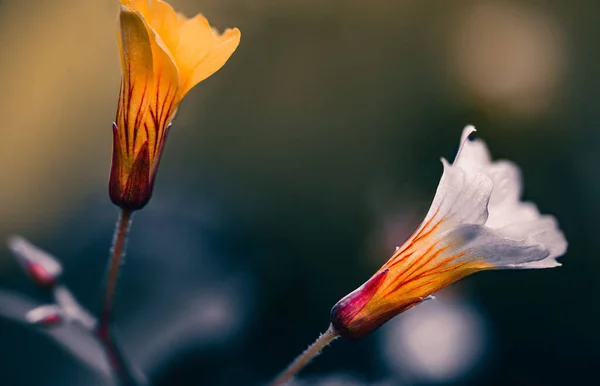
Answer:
96;209;144;386
270;325;339;386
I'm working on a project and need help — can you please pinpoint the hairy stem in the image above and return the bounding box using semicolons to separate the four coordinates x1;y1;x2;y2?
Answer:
96;209;144;386
270;325;339;386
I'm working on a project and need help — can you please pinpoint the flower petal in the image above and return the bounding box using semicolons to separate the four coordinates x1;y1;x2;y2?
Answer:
121;1;240;99
416;125;566;269
142;23;180;159
120;6;180;159
454;125;490;171
494;216;566;268
414;159;492;241
449;224;550;267
120;0;149;13
182;27;240;94
451;126;567;267
145;0;181;55
120;1;178;51
176;15;241;96
117;6;154;156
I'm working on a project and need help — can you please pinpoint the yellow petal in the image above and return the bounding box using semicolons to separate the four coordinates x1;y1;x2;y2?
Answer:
176;12;188;27
118;0;239;136
175;15;241;96
173;14;215;79
117;5;180;161
117;6;154;158
143;27;180;159
120;0;149;16
120;1;178;55
180;27;240;95
146;0;180;56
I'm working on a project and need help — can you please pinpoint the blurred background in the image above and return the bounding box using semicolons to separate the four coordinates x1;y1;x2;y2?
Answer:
0;0;596;385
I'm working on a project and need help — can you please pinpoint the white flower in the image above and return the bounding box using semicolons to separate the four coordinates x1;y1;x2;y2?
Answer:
330;125;567;340
417;125;566;269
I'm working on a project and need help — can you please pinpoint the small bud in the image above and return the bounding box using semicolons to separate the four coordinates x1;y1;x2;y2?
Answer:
8;236;62;288
26;305;64;327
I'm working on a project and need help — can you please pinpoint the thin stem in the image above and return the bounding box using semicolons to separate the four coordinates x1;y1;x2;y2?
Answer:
100;209;131;329
96;209;144;386
270;325;339;386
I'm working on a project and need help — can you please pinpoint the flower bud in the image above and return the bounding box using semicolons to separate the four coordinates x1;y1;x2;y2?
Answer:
8;236;62;289
110;0;240;211
26;305;64;327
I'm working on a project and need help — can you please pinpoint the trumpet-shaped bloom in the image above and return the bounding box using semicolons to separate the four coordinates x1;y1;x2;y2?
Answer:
331;126;567;339
110;0;240;210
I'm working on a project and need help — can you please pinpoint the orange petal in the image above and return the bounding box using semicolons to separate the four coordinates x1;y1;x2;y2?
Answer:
176;15;241;96
173;14;214;82
117;6;154;156
141;24;180;159
146;0;180;56
180;27;240;95
120;0;150;16
118;5;180;160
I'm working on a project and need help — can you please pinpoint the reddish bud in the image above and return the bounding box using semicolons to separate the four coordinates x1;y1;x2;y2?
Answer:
8;236;62;289
26;305;64;327
25;262;59;288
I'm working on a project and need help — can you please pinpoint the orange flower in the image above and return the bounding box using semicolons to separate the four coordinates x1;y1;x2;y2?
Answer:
330;126;567;339
109;0;240;210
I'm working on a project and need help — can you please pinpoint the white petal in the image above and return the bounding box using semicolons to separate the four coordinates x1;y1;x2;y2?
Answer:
454;137;491;174
455;128;566;266
448;224;550;267
442;169;492;226
454;125;479;162
416;126;476;232
413;125;566;269
416;127;492;235
495;216;567;268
